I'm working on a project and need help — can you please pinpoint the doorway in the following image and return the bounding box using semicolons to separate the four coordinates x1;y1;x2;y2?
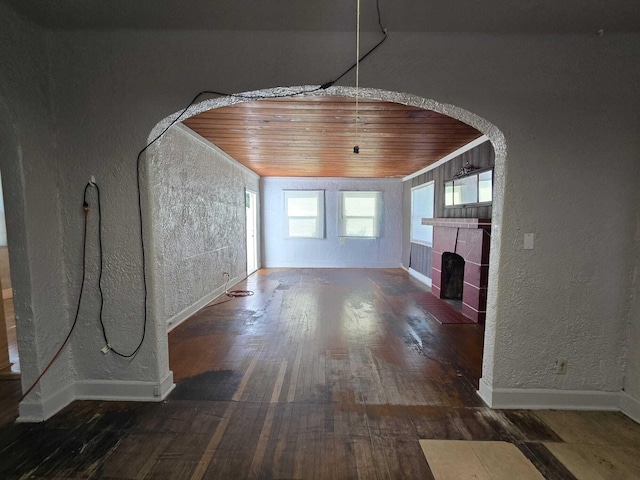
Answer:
0;170;18;375
149;86;506;406
246;190;258;276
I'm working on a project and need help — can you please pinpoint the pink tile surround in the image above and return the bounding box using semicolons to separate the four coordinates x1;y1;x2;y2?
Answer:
422;218;491;323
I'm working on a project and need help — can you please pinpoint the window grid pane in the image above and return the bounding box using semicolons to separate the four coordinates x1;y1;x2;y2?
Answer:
288;218;318;238
344;196;376;217
339;191;381;238
478;170;493;203
284;190;324;238
411;182;434;245
287;197;318;217
445;183;454;206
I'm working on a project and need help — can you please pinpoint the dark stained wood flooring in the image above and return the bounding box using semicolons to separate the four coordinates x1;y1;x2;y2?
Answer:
0;268;637;479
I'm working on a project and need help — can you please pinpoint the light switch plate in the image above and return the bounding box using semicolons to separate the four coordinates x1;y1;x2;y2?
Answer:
524;233;534;250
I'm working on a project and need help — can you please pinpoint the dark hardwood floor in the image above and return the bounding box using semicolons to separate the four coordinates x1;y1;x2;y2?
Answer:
0;268;637;479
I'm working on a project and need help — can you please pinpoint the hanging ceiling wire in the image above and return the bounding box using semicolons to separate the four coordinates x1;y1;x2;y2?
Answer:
354;0;361;154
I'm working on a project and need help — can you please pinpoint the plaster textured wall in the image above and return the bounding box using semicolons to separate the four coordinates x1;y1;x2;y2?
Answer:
262;178;403;268
0;4;74;414
625;204;640;401
1;10;639;412
149;125;259;323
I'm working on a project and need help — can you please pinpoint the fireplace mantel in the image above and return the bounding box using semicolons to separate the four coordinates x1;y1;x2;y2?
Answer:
421;218;491;229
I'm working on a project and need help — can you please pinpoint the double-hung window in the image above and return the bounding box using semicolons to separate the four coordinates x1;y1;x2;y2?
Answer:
411;182;434;246
283;190;325;238
338;191;382;238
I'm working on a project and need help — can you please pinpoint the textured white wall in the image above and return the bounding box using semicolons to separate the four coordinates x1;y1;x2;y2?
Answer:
0;172;7;247
625;210;640;403
149;125;259;325
0;8;638;416
262;178;403;268
0;4;75;420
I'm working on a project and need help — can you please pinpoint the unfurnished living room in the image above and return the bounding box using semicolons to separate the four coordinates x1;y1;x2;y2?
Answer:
1;1;639;479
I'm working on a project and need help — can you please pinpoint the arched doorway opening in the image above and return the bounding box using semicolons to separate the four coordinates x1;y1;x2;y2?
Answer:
146;85;507;398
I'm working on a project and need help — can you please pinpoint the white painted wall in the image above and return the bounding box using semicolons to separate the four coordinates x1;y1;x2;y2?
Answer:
0;171;7;247
148;125;259;329
1;6;639;418
262;178;402;268
624;209;640;418
0;4;76;421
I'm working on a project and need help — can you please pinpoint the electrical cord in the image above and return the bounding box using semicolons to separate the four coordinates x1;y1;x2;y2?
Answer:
224;272;255;299
19;195;92;402
85;182;146;357
204;272;254;309
330;0;387;88
90;181;250;352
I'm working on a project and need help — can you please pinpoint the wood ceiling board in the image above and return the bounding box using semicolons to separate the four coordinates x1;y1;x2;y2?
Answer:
182;96;482;178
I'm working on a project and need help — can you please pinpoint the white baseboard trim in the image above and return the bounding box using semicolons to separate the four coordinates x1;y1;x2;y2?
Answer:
263;262;402;268
17;372;176;423
76;371;175;402
407;267;432;287
478;379;619;411
620;391;640;424
167;274;245;331
477;377;493;406
17;381;75;423
479;378;639;423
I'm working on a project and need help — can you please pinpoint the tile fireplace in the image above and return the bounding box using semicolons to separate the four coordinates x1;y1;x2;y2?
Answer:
421;218;491;323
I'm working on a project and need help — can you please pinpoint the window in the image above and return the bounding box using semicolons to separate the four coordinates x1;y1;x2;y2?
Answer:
411;182;434;246
445;169;493;207
339;191;382;238
283;190;324;238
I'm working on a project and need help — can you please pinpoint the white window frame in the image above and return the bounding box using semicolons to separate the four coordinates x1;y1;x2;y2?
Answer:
411;181;434;246
338;191;382;238
283;190;325;239
444;168;493;207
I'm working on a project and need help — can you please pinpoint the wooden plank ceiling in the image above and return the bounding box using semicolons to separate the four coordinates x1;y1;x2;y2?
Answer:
182;96;482;178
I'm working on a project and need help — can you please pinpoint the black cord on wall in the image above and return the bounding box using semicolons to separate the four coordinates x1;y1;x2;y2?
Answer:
87;182;146;357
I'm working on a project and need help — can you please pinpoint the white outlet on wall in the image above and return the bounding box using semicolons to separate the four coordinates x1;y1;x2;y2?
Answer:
555;359;567;374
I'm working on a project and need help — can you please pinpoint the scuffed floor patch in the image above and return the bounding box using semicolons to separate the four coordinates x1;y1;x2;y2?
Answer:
170;370;243;401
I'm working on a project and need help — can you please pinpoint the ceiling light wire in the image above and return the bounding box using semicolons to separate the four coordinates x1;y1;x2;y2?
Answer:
355;0;361;153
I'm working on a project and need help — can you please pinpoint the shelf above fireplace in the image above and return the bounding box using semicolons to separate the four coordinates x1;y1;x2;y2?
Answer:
421;218;491;229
